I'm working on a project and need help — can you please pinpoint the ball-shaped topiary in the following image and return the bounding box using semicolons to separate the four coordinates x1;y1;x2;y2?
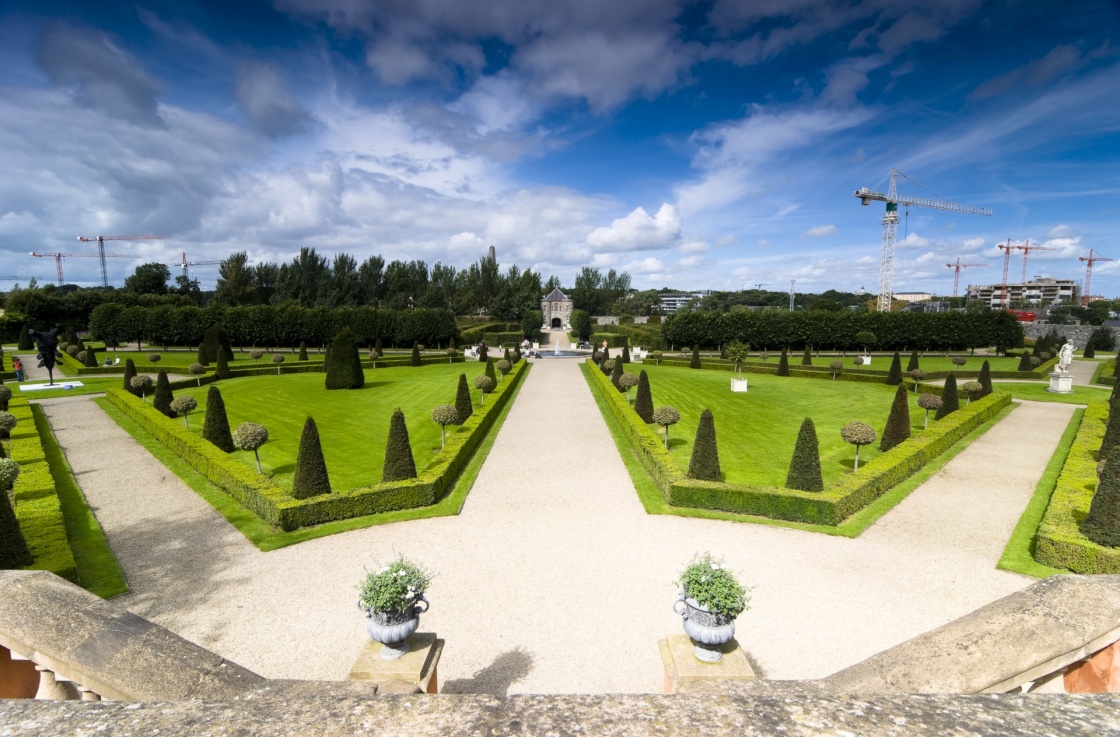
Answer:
619;371;639;401
170;395;197;428
852;356;864;366
445;347;457;364
430;404;459;448
829;360;843;380
148;353;161;364
961;381;983;404
909;368;925;392
786;417;823;491
496;359;512;378
0;412;16;439
840;421;877;471
653;406;680;449
651;351;663;365
0;457;20;490
250;349;265;361
66;345;79;357
271;353;285;374
292;416;331;498
382;408;417;482
233;422;270;473
130;374;153;402
76;350;88;365
687;409;722;482
951;356;966;368
917;393;942;429
202;385;235;453
189;362;206;386
473;374;495;404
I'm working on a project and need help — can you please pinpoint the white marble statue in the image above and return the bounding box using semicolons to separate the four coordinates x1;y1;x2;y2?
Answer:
1057;342;1074;374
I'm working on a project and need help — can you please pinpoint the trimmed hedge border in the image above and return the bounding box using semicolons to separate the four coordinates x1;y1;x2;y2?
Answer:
1092;359;1116;386
8;397;79;583
106;360;527;530
61;351;463;378
1035;400;1120;573
653;356;1058;381
585;360;1010;526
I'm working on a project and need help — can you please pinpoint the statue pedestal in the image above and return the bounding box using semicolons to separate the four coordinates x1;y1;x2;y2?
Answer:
1047;372;1074;394
659;635;756;694
349;633;443;694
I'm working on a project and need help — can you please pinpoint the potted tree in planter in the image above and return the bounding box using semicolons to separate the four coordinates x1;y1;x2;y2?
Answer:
726;341;749;393
856;330;876;366
673;553;749;663
357;557;432;660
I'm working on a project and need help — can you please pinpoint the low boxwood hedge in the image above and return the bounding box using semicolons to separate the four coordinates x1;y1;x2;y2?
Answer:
654;356;1057;381
107;360;528;530
585;361;1010;526
1092;360;1116;386
7;397;79;583
1035;401;1120;573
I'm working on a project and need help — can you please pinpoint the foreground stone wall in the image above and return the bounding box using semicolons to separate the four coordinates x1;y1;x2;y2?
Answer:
1022;323;1120;349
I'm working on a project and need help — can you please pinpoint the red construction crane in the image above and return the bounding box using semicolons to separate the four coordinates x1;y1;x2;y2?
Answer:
77;234;169;287
177;251;224;279
946;258;987;299
30;251;137;287
1079;249;1114;305
1014;241;1052;284
998;239;1016;309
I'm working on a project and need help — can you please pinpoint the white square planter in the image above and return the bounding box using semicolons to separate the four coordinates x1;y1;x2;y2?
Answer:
858;355;872;365
731;378;748;393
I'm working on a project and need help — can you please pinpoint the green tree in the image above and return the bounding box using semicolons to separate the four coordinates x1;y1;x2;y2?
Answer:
292;416;331;498
170;395;197;428
936;374;960;420
382;408;417;481
570;309;592;341
454;373;473;424
325;327;365;390
124;262;171;295
202;385;235;453
634;370;654;423
1083;445;1120;547
653;406;680;449
879;385;911;452
152;369;175;418
786;418;823;491
886;352;902;386
214;251;256;306
430;405;458;448
686;409;722;481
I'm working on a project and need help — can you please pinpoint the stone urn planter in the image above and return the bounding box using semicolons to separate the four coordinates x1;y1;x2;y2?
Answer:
359;595;429;660
674;594;736;663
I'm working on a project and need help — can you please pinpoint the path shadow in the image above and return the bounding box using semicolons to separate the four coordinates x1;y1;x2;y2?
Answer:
441;648;534;695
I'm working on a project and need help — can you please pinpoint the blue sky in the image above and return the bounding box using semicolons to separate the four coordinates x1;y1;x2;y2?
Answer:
1;0;1118;296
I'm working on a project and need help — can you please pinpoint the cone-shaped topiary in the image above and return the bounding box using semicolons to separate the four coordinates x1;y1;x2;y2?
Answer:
84;344;98;367
454;373;473;424
123;359;138;395
786;418;823;491
1113;356;1120;379
1100;397;1120;458
879;384;912;452
485;358;497;383
503;347;512;362
690;345;701;369
687;408;722;481
479;343;488;361
411;342;421;366
374;337;383;357
801;345;812;366
215;348;231;380
634;370;654;423
1083;445;1120;547
1017;351;1032;371
292;417;331;498
153;369;176;418
322;343;332;372
978;360;993;397
382;407;417;482
196;342;209;367
777;348;790;376
325;328;365;389
18;324;33;350
0;475;32;569
299;342;308;361
886;352;902;385
907;351;920;372
203;323;224;362
936;374;960;420
202;385;235;453
611;356;624;390
622;341;631;363
1084;339;1096;359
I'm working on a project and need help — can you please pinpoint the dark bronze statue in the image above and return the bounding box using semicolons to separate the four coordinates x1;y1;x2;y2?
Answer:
26;327;62;386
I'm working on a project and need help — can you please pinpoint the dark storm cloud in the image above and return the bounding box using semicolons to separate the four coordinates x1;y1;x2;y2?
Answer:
235;61;316;138
35;23;163;126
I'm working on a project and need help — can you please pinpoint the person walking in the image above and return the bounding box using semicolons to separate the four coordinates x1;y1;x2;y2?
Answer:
13;358;24;382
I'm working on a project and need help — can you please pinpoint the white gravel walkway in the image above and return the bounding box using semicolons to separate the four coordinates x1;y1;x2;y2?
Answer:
38;360;1076;695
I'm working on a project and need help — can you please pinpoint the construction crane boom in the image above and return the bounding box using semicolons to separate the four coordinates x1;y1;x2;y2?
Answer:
77;234;168;288
945;258;987;299
997;240;1015;309
855;169;992;312
1015;241;1052;284
31;251;137;287
1079;249;1114;305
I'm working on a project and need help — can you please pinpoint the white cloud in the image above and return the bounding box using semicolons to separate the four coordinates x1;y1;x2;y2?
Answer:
586;203;681;252
897;232;932;247
1047;224;1076;238
678;256;702;268
679;239;710;253
758;238;771;247
802;224;837;237
623;257;664;273
962;237;984;248
235;61;315;138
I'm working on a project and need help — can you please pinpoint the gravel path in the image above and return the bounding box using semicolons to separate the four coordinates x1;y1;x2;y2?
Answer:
38;360;1076;695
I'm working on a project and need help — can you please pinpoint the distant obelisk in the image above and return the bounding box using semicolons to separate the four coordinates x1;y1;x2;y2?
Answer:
488;245;496;264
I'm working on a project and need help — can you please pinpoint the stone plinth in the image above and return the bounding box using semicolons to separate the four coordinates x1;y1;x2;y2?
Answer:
349;633;442;694
659;635;756;694
731;378;748;393
1047;372;1074;394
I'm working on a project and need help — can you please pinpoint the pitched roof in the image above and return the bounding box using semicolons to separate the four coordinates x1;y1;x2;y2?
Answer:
543;287;571;302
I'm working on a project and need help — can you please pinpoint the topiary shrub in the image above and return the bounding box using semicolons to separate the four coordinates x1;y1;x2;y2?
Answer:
233;422;269;473
446;348;457;364
251;349;265;361
690;345;701;369
430;404;458;448
0;386;10;412
202;385;235;453
18;325;33;351
917;393;942;429
485;358;497;384
978;360;993;397
1100;397;1120;459
619;371;639;402
196;343;209;366
130;374;152;402
1084;339;1096;359
479;343;489;362
1017;352;1032;371
382;408;417;481
455;373;473;423
909;368;925;393
84;345;98;367
777;348;790;376
622;341;631;364
653;406;680;449
271;354;285;374
786;417;823;491
961;381;983;405
411;343;421;366
886;352;902;385
1083;445;1120;547
879;385;911;452
0;464;32;569
76;351;88;365
907;350;920;372
651;351;663;365
687;409;722;482
374;337;383;357
853;356;864;367
496;359;511;380
634;370;654;423
299;342;308;361
936;374;960;420
215;348;231;380
841;421;876;471
66;345;78;358
325;328;364;390
0;457;19;491
0;412;15;442
951;356;967;369
801;345;812;366
203;324;223;363
829;360;843;381
292;416;331;498
610;356;624;390
473;374;495;404
153;369;175;417
148;353;161;364
170;395;197;428
123;359;138;395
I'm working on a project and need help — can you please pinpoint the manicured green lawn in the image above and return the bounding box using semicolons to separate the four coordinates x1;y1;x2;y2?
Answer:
637;364;941;488
170;362;492;494
13;375;126;398
991;382;1111;404
96;349;324;370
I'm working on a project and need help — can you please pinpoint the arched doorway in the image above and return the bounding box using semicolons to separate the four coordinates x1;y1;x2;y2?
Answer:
551;317;562;329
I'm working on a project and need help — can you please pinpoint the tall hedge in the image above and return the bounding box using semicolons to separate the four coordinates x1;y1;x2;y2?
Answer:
936;374;960;420
123;359;138;395
880;385;911;452
801;346;812;366
886;352;902;385
0;486;32;569
382;408;417;482
292;416;331;498
634;370;654;423
978;360;993;397
687;409;722;481
454;373;473;424
690;345;701;369
153;369;175;418
325;327;364;390
777;348;790;377
202;385;235;453
786;417;823;492
1083;445;1120;548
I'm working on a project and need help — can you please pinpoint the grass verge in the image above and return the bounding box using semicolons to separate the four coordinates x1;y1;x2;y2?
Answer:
92;362;530;550
31;405;129;598
996;408;1082;579
991;382;1111;404
585;367;1015;537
